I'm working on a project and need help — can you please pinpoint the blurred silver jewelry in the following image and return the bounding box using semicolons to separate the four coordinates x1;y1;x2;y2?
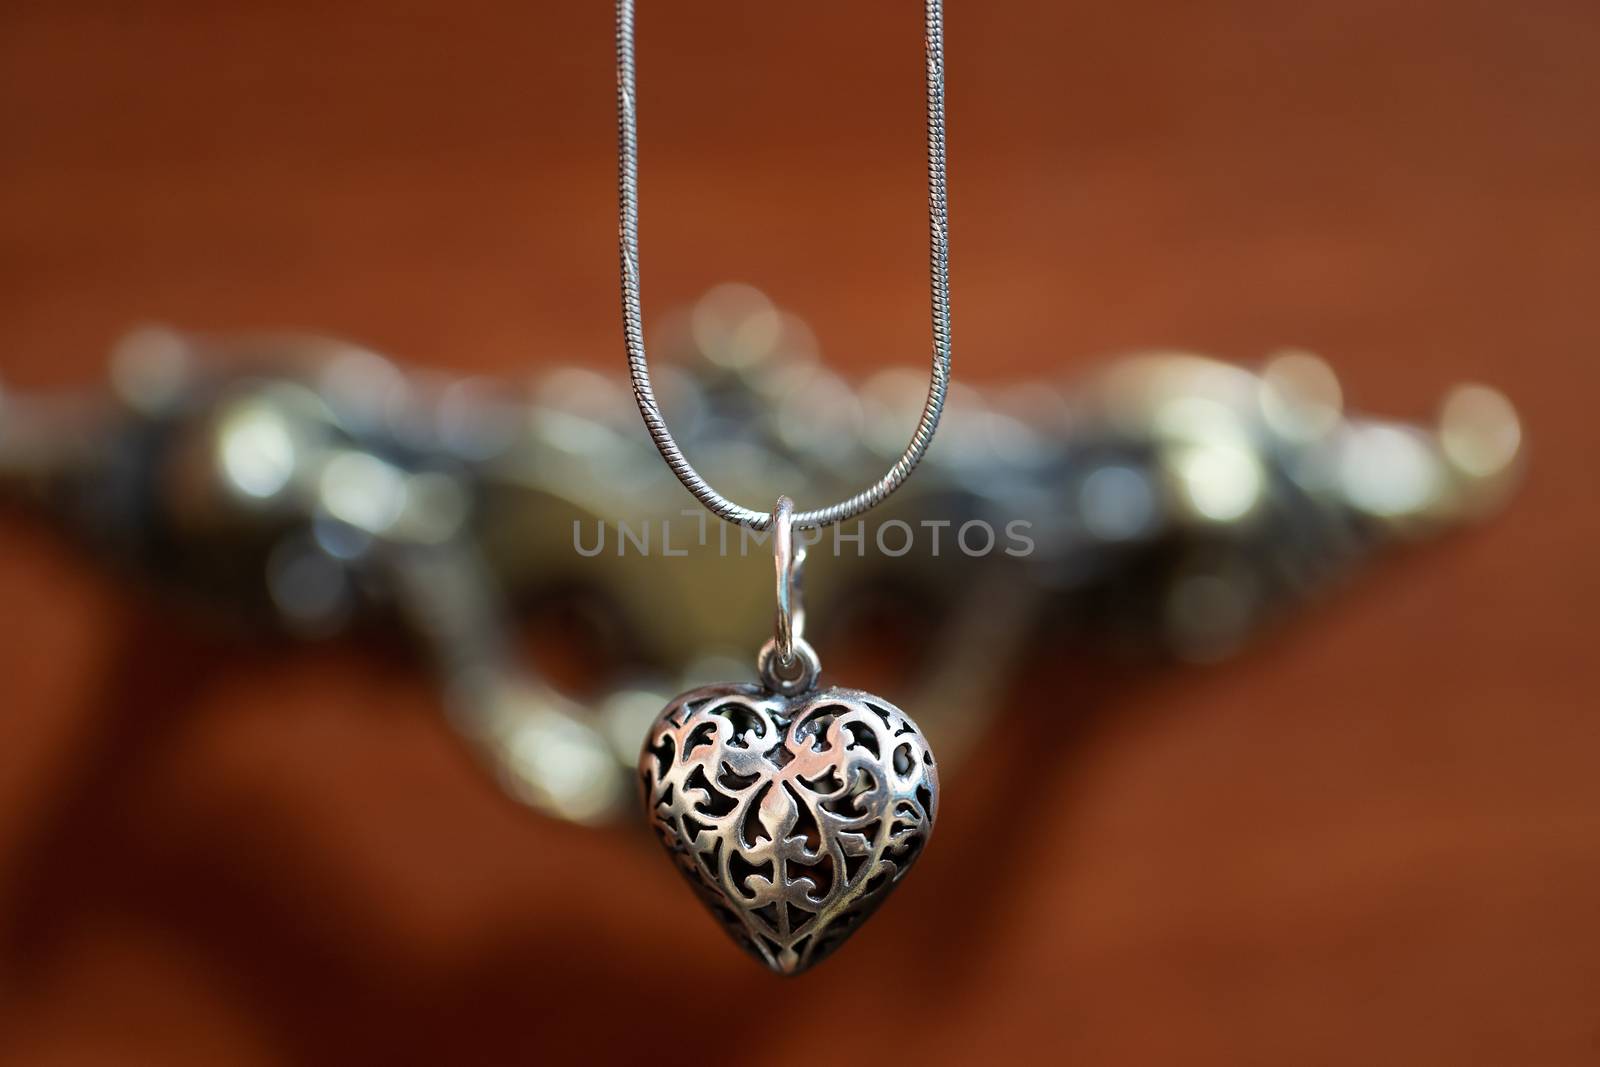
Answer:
0;296;1525;837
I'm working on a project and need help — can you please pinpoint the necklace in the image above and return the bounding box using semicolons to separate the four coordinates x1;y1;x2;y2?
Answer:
617;0;952;974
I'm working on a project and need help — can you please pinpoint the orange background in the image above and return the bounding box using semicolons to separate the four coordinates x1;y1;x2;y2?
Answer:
2;2;1599;1063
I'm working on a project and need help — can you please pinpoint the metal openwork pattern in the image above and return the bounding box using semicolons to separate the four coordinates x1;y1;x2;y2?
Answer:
639;683;939;975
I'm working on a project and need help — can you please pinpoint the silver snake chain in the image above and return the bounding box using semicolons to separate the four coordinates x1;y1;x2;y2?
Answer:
616;0;952;530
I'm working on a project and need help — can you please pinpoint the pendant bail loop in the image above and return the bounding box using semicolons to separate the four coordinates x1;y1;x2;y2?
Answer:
772;496;805;663
759;496;819;694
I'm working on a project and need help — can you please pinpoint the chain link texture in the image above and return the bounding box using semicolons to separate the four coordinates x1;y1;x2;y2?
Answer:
616;0;952;530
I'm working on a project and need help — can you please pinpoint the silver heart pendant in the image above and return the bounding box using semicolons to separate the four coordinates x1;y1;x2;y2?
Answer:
638;681;938;975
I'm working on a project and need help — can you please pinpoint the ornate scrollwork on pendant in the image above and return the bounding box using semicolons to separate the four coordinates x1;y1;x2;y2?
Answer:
639;683;938;975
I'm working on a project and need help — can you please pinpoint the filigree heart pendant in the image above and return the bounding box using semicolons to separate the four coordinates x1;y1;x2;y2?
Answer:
640;682;937;974
636;499;939;974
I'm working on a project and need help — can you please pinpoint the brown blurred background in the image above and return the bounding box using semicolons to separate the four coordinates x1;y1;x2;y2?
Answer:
2;1;1599;1063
